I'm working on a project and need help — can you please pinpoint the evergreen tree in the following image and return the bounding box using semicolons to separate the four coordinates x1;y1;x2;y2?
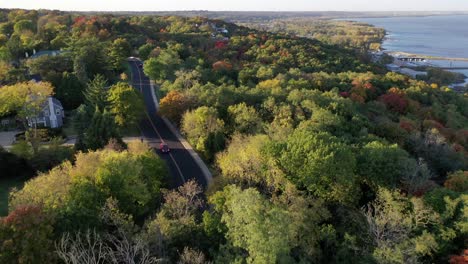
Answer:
83;74;108;111
84;108;121;150
56;72;85;110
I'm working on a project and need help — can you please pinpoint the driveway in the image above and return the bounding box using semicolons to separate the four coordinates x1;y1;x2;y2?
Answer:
0;131;21;149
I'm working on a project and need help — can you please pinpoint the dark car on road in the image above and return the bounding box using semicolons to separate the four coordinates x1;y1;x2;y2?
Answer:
159;142;170;153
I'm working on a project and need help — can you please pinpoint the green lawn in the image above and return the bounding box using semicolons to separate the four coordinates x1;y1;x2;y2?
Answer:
121;125;141;137
62;113;77;137
0;178;25;216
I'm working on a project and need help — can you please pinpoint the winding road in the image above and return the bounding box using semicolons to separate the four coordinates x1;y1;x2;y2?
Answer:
128;58;209;188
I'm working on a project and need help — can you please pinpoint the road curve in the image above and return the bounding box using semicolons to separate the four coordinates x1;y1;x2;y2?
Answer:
128;59;208;189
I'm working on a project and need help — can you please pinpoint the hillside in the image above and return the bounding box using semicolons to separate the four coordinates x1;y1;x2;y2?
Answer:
0;9;467;263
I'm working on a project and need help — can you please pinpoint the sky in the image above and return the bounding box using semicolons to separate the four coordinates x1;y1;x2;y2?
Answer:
1;0;468;12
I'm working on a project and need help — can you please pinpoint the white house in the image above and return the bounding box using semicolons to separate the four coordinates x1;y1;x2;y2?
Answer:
27;97;64;128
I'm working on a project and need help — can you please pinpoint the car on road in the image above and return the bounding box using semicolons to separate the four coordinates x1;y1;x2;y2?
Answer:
159;142;170;153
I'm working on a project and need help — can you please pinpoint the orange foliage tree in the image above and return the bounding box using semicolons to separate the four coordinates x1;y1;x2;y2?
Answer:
159;90;193;125
212;60;233;71
449;249;468;264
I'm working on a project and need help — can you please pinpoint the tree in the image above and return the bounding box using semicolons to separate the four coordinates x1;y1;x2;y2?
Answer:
108;82;144;128
227;103;263;135
83;108;121;150
181;106;225;160
83;74;108;111
148;180;204;259
357;141;417;189
0;146;34;179
444;171;468;193
211;185;291;263
278;129;359;204
363;188;439;264
138;43;155;61
0;205;56;264
0;81;54;117
0;81;54;138
13;19;36;34
143;49;182;82
109;38;132;71
56;72;85;110
209;185;329;263
159;90;193;125
10;143;167;231
69;37;111;81
216;134;286;190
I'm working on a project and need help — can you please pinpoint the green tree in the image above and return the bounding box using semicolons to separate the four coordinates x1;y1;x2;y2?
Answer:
138;43;155;60
357;141;417;189
227;103;263;135
83;108;121;150
109;38;132;71
211;185;291;263
56;72;85;110
10;143;167;231
83;74;108;111
69;37;111;81
278;129;359;204
181;106;224;160
363;189;440;264
210;185;330;263
107;82;144;128
143;49;182;82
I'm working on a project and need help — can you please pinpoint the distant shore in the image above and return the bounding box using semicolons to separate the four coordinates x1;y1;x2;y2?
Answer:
386;51;468;62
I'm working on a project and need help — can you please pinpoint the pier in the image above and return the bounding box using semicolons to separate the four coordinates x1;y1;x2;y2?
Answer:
397;57;427;62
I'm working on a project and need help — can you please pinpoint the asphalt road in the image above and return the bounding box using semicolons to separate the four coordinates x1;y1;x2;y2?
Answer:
128;59;208;189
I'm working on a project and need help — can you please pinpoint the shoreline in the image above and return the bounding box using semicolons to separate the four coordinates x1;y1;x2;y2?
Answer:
386;51;468;62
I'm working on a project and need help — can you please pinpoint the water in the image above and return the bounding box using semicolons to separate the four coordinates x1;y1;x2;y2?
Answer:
352;15;468;85
352;15;468;59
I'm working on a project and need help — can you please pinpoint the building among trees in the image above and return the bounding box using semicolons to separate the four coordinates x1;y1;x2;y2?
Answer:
27;96;64;128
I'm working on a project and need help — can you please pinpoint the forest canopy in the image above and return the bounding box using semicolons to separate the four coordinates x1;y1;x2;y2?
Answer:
0;8;466;264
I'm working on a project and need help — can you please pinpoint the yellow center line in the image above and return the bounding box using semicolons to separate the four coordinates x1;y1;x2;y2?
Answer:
132;60;187;184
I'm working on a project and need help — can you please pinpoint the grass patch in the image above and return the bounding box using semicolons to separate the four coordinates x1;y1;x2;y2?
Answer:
121;125;141;137
0;178;25;216
62;112;77;137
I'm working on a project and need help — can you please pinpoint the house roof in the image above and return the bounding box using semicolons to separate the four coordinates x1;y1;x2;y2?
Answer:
50;97;63;108
40;97;64;112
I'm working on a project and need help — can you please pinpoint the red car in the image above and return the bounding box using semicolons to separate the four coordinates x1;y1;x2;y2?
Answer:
159;142;170;153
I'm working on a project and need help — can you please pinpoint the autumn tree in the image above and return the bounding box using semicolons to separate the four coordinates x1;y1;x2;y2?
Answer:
159;90;193;125
0;205;56;264
0;81;54;118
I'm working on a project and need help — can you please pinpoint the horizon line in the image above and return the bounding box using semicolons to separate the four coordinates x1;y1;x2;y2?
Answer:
2;8;468;13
